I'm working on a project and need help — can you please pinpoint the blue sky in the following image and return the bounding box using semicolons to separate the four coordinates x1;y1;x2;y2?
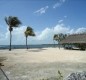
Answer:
0;0;86;45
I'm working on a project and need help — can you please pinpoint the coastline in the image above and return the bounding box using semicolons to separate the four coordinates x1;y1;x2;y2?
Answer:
0;44;58;50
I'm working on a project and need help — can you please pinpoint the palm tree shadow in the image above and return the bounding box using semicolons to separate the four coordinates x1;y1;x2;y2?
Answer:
28;48;47;52
0;57;7;66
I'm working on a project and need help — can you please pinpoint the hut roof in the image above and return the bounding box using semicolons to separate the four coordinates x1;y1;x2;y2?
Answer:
60;34;86;44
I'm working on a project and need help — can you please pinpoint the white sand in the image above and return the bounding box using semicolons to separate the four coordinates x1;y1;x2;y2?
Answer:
0;48;86;80
0;48;86;64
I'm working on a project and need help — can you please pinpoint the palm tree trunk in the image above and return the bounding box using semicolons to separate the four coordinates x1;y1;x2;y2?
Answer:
9;31;12;51
59;43;60;49
58;42;60;49
53;40;55;47
26;37;28;49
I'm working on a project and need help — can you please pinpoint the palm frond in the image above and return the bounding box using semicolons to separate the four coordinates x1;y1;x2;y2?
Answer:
5;17;9;26
5;16;21;27
53;33;67;41
24;26;35;37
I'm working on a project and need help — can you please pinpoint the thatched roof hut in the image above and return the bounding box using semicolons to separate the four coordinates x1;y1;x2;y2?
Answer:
60;34;86;50
60;34;86;44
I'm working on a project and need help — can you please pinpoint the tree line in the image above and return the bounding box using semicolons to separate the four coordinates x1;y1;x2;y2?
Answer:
5;16;35;51
53;33;67;49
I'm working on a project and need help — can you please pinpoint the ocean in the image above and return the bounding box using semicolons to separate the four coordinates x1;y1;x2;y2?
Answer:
0;44;59;49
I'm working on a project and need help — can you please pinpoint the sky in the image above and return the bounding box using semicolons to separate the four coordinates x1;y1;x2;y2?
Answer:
0;0;86;45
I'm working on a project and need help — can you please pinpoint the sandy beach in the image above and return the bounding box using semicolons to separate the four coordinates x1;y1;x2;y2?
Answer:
0;48;86;80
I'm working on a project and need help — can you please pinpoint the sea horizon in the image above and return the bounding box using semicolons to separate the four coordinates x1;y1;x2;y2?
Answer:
0;44;58;49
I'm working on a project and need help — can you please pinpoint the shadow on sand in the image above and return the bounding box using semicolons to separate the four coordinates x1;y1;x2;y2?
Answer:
27;48;47;52
0;57;7;63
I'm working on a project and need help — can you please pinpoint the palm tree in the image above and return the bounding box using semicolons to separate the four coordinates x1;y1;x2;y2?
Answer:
24;26;35;49
5;16;21;51
53;33;67;49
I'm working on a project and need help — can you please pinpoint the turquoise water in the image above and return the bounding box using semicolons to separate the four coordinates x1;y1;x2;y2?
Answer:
0;44;58;49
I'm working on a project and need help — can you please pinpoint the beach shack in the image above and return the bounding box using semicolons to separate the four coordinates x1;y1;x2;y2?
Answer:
60;34;86;50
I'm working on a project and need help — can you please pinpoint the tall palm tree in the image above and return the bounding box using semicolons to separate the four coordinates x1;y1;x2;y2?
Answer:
53;33;67;49
24;26;35;49
5;16;21;51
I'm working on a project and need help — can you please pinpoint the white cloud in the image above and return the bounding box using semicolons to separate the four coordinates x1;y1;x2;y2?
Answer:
61;0;66;2
0;26;26;45
64;16;67;18
53;0;66;9
0;23;86;45
75;27;86;34
58;20;63;23
53;3;61;8
34;6;49;15
34;24;86;43
54;24;71;34
36;28;52;40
